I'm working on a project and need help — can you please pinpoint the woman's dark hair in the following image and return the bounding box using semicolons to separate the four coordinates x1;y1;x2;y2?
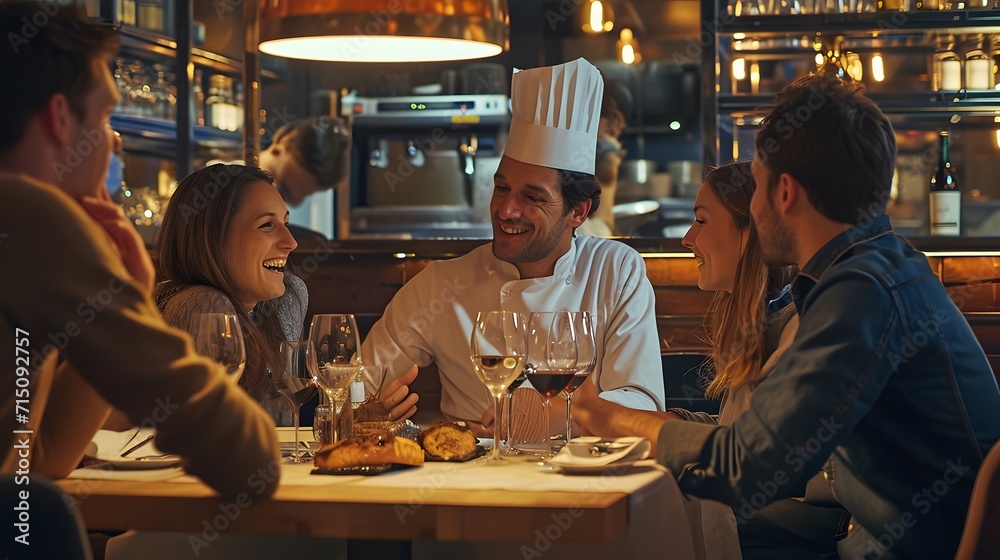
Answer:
272;116;351;187
701;162;796;399
0;2;119;153
155;164;286;403
558;170;601;218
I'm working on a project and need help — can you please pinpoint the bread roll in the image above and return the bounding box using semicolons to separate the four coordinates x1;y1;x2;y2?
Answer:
314;433;424;469
418;422;478;461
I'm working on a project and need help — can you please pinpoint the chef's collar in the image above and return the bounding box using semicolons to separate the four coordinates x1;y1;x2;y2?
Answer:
487;237;578;285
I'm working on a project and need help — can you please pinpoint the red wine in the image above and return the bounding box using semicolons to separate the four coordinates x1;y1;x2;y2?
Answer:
565;374;589;394
529;368;576;399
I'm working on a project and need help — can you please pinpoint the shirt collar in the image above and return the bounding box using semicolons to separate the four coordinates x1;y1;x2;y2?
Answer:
798;214;893;282
767;284;794;315
791;214;893;311
485;237;578;284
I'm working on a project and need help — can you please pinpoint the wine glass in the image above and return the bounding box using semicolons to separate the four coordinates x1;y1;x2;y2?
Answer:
525;311;578;460
278;340;319;463
308;314;362;444
470;311;527;463
192;313;245;383
563;311;597;448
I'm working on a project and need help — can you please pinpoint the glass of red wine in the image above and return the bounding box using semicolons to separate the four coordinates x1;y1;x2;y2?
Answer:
563;311;597;447
278;340;319;463
526;311;578;460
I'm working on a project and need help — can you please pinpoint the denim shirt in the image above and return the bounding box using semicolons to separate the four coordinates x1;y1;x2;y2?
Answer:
657;215;1000;559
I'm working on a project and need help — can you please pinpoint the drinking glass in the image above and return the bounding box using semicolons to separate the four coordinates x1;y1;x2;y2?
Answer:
308;314;362;444
278;340;319;462
500;367;528;456
470;311;527;463
525;311;578;460
563;312;597;446
192;313;245;383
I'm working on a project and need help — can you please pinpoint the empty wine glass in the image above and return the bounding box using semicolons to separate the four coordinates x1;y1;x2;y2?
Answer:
278;340;319;463
192;313;245;383
470;311;527;463
563;311;597;447
526;311;578;460
308;314;362;444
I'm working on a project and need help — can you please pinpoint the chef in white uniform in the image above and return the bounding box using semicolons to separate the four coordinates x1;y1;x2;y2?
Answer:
361;58;665;434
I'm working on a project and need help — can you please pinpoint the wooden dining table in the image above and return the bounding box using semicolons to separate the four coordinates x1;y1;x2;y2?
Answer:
57;455;741;560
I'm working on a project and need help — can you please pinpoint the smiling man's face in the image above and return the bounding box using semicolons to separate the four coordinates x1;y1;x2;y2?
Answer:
490;156;582;278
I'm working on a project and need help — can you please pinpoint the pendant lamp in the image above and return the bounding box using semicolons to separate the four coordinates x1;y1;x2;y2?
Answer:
259;0;509;63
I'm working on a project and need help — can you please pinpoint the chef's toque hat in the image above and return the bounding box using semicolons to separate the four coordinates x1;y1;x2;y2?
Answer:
503;58;604;175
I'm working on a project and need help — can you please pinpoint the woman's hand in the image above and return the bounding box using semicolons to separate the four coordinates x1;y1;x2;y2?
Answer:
78;190;155;295
379;364;419;421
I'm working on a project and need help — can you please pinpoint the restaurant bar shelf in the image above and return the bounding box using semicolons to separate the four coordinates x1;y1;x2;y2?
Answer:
720;91;1000;115
723;9;1000;35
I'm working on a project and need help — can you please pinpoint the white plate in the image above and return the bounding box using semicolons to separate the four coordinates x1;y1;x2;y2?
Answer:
104;456;182;470
550;459;642;475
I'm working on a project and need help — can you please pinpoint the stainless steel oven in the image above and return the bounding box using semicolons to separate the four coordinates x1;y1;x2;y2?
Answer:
341;94;509;238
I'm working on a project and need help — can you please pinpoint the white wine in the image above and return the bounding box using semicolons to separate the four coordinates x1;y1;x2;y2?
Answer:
316;363;359;401
472;355;525;396
929;131;960;236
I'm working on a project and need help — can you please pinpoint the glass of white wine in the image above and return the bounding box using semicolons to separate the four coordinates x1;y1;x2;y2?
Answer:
192;313;245;383
308;314;362;444
470;310;527;463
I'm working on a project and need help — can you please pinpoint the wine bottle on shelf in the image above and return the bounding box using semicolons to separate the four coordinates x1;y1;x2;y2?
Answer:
929;131;961;237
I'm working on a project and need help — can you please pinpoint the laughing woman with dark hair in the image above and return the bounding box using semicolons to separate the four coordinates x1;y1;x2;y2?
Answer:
154;164;306;420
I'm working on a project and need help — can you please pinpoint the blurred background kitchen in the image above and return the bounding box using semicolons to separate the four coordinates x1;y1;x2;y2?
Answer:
79;0;1000;242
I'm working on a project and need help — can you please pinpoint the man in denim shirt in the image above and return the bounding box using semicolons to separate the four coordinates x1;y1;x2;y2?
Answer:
576;73;1000;559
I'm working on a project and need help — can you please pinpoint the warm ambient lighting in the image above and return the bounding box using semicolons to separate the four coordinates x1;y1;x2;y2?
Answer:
872;54;885;82
259;0;509;63
582;0;614;33
995;129;1000;150
617;28;640;64
750;61;760;93
732;57;746;80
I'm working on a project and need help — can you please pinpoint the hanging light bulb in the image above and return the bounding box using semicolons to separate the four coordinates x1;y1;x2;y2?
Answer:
732;58;746;80
872;54;885;82
750;61;760;93
582;0;614;33
617;28;641;64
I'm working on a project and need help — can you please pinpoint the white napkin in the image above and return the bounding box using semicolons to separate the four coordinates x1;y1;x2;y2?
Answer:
548;436;650;467
86;428;166;461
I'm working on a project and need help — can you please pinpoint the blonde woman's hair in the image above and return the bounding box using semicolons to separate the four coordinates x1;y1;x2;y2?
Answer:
701;162;796;399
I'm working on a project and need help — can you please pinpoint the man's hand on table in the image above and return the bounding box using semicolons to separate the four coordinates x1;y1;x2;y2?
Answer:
379;364;419;421
572;377;680;449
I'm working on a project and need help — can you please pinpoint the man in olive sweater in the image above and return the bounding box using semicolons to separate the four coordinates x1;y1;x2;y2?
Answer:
0;3;279;499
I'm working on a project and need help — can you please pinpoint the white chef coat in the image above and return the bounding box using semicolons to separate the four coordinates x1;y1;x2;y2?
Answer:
361;235;665;423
